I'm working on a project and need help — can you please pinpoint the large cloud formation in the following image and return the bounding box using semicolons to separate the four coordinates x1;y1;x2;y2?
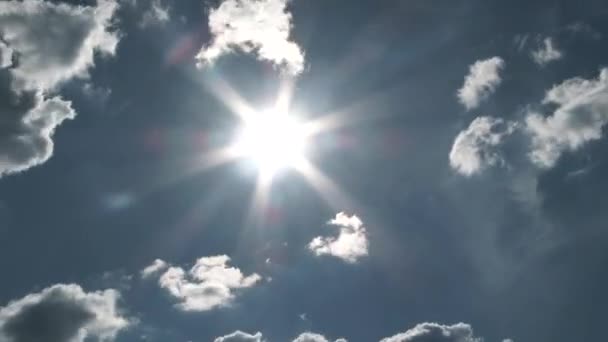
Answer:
526;68;608;168
308;212;369;263
152;255;262;311
0;284;130;342
379;322;481;342
196;0;305;75
449;116;518;176
0;0;119;176
458;57;505;110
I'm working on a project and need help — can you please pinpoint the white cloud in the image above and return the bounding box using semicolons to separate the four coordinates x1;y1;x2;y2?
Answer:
292;332;347;342
140;258;169;279
0;284;130;342
449;116;518;176
526;68;608;168
531;38;563;66
196;0;305;75
379;322;481;342
215;331;264;342
157;255;261;311
308;212;369;263
0;0;120;176
0;0;120;90
458;57;505;110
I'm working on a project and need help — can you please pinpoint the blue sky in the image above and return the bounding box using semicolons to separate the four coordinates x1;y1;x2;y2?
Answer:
1;0;608;341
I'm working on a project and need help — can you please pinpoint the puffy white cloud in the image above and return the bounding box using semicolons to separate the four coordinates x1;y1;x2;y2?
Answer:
531;38;563;66
308;212;369;263
449;116;518;176
379;322;481;342
292;332;346;342
0;0;120;176
215;331;264;342
526;68;608;168
0;284;130;342
458;57;505;110
140;258;169;279
0;0;119;90
196;0;305;75
157;255;262;311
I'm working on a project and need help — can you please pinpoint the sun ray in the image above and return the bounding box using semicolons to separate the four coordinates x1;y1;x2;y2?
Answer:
294;158;356;212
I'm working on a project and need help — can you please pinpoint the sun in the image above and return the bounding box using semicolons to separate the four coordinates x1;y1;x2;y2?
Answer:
232;108;308;177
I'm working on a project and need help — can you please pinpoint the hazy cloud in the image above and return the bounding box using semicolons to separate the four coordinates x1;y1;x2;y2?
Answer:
449;116;518;176
458;57;505;110
379;322;481;342
157;255;261;311
140;258;169;279
526;68;608;168
308;212;369;263
215;331;264;342
0;284;130;342
137;0;171;28
531;38;563;66
196;0;305;75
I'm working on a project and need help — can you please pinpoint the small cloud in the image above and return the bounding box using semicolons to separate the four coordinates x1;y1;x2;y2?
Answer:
513;34;530;52
457;57;505;110
214;331;264;342
565;22;601;40
308;212;369;263
531;37;563;66
138;0;171;29
140;259;169;279
156;255;261;311
0;284;130;342
449;116;518;176
196;0;305;75
526;68;608;168
379;322;481;342
292;332;347;342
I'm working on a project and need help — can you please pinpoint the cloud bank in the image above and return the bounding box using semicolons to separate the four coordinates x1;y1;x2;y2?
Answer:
0;284;130;342
379;322;481;342
458;57;505;110
308;212;369;263
449;116;518;176
196;0;305;75
156;255;261;311
0;0;119;176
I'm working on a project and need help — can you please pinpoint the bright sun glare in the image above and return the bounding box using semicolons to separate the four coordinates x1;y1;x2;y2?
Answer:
233;109;308;177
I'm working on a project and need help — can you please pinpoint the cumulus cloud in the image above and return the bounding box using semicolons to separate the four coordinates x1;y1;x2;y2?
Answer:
292;332;347;342
140;258;169;279
379;322;481;342
0;284;130;342
449;116;518;176
458;57;505;110
308;212;369;263
531;38;563;66
196;0;305;75
214;331;264;342
526;68;608;168
0;0;119;176
157;255;261;311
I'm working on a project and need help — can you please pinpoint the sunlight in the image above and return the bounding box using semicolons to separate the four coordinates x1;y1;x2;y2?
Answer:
232;108;308;178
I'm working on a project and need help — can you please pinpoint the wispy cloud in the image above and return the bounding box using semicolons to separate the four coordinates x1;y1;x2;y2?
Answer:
458;57;505;110
531;38;563;66
156;255;261;311
196;0;305;75
215;331;264;342
0;284;130;342
292;332;347;342
380;322;481;342
308;212;369;263
449;116;518;176
526;68;608;168
140;258;169;279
